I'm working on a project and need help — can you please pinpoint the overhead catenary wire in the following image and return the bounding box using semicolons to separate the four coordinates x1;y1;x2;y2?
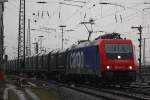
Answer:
34;0;143;32
65;2;145;33
64;0;86;4
31;0;150;34
64;1;145;30
92;3;150;29
5;0;150;58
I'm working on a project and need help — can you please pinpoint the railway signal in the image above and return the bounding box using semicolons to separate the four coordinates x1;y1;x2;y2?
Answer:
131;25;143;80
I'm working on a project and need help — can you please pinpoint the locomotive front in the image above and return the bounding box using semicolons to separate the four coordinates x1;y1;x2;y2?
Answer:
99;39;138;83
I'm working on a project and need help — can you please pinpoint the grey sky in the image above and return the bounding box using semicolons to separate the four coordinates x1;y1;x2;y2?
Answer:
3;0;150;63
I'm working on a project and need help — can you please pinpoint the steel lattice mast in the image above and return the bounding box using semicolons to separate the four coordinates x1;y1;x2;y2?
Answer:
18;0;25;69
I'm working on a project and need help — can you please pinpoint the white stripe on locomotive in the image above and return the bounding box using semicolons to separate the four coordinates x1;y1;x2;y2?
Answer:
70;51;84;68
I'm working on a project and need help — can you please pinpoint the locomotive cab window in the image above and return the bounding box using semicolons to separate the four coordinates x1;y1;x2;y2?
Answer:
105;43;133;59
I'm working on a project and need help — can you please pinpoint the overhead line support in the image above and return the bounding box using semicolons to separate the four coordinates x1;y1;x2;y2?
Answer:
131;25;143;80
18;0;25;72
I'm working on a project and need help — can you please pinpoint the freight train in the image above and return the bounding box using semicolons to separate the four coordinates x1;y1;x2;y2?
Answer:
0;69;4;81
5;33;138;84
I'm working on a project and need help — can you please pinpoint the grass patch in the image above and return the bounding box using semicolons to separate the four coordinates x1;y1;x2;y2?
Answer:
31;88;63;100
8;90;19;100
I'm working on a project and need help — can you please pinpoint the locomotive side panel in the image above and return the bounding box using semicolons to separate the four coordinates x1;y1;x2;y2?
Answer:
66;46;100;77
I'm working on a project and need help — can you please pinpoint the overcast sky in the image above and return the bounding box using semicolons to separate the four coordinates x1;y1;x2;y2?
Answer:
3;0;150;63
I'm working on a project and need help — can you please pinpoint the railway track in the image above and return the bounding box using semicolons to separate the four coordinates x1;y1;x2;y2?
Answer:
11;77;125;100
101;83;150;99
30;80;150;100
67;85;137;100
123;84;150;96
7;75;150;100
73;84;150;100
100;88;150;100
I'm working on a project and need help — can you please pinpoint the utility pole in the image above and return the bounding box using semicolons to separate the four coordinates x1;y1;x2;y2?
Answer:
26;19;31;57
143;38;146;66
18;0;25;71
59;25;66;49
131;25;143;79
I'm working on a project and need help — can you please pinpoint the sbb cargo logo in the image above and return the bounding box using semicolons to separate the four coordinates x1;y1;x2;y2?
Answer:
70;51;84;68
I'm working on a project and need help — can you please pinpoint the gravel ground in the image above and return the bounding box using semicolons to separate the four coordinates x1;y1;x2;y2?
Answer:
30;87;63;100
8;89;19;100
4;84;64;100
5;75;64;100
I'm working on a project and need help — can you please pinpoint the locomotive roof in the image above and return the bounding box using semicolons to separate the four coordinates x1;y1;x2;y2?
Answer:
68;40;97;50
67;38;132;50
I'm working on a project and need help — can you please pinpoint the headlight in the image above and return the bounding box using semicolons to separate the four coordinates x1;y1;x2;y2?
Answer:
129;66;132;70
106;66;110;70
117;55;121;59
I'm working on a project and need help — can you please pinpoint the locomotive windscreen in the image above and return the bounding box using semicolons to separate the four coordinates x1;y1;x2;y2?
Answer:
105;43;133;59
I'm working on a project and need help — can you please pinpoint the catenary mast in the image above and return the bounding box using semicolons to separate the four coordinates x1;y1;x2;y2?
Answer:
18;0;25;70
